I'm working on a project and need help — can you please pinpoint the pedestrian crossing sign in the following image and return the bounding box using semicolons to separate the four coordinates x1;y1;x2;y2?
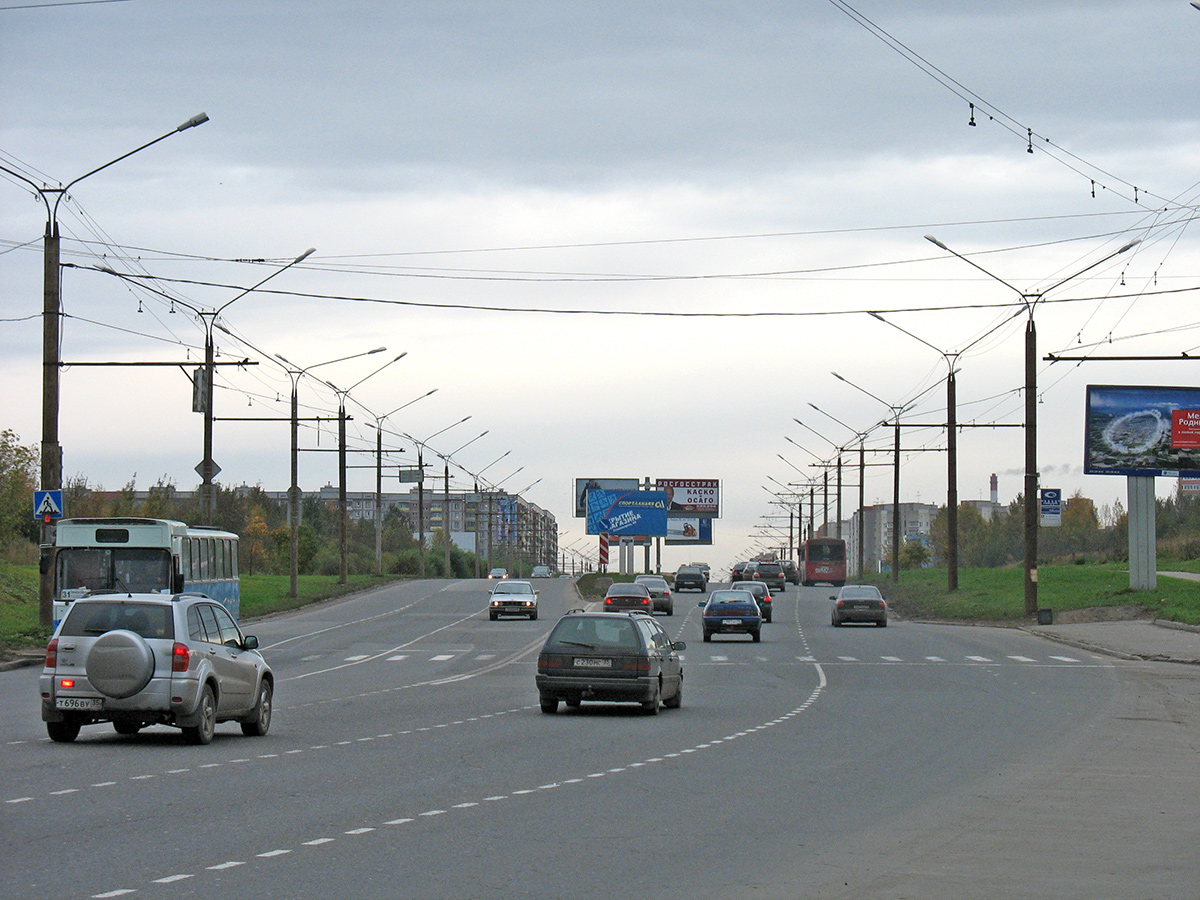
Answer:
34;490;63;521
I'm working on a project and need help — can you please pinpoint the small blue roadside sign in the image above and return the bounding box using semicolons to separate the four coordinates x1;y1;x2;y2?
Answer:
34;490;64;521
1040;488;1062;527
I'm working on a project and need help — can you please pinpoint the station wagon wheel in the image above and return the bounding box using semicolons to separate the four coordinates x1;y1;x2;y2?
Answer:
241;680;273;736
539;696;559;714
663;679;682;709
183;686;216;745
641;683;661;715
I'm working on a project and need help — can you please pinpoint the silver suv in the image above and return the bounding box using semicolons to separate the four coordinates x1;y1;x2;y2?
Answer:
39;592;273;745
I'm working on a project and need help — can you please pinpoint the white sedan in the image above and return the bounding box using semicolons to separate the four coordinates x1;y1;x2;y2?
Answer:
488;580;538;620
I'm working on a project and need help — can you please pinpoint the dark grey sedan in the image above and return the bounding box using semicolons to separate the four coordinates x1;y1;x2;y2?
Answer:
831;584;888;627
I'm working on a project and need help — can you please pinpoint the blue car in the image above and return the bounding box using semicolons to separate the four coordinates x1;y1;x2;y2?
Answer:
700;590;763;643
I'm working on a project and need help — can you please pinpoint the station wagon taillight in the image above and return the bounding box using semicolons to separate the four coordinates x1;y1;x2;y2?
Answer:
172;642;191;672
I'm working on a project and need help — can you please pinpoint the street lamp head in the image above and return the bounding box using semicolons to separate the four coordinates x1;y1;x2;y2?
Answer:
1117;238;1141;254
924;234;949;252
177;112;210;132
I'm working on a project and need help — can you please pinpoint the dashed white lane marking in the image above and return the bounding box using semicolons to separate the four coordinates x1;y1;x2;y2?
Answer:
153;873;193;884
344;655;370;661
1050;655;1081;662
429;654;454;661
966;656;993;662
925;656;945;662
1008;655;1037;662
205;861;244;871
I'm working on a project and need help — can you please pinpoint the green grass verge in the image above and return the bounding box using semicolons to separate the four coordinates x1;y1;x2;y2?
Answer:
0;562;401;653
876;562;1200;626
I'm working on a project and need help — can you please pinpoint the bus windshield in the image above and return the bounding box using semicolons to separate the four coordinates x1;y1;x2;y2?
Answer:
808;541;845;562
57;547;173;595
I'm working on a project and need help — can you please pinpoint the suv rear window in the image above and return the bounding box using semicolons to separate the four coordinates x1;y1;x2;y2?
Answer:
60;602;174;639
756;564;783;575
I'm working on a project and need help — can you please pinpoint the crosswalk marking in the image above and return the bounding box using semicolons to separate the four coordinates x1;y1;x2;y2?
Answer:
966;655;993;662
1007;655;1036;662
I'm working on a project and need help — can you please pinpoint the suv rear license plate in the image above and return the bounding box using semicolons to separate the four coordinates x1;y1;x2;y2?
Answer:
574;658;612;668
57;697;103;711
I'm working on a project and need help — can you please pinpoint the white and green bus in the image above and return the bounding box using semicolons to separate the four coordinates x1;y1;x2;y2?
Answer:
53;518;240;626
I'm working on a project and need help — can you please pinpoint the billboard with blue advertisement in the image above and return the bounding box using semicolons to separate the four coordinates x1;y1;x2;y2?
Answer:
1085;385;1200;476
586;489;669;536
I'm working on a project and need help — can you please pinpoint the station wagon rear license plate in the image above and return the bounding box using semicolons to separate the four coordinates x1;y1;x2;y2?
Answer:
574;658;612;668
57;697;103;711
723;619;741;626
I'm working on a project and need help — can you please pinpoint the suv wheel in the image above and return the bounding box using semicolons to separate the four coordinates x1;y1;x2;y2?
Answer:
47;718;82;743
183;686;216;745
241;680;273;737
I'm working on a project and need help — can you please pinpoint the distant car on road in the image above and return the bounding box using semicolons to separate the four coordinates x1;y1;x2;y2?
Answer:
830;584;888;627
602;582;654;613
730;580;772;622
634;574;674;615
530;565;553;578
700;589;763;642
39;592;273;744
535;611;684;714
730;561;750;582
780;559;801;585
488;567;509;580
489;580;539;620
673;565;707;593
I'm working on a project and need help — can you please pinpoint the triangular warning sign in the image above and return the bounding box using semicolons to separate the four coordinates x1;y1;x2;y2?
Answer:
36;493;62;517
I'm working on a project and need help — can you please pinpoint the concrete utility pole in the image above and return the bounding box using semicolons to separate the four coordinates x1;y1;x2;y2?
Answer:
925;235;1139;615
1;113;209;628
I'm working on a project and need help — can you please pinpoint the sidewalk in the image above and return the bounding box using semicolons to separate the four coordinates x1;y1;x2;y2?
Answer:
1026;618;1200;665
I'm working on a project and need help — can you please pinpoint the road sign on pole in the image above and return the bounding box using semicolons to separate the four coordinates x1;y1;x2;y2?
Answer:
33;490;63;521
1040;488;1062;527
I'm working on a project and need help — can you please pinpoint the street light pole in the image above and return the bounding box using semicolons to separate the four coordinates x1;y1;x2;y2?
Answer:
834;372;907;583
276;347;385;598
191;247;316;524
404;416;471;576
324;352;407;583
925;235;1139;614
371;389;436;575
1;113;209;628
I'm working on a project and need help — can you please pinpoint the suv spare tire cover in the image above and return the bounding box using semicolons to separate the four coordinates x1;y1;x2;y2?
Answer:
86;630;156;698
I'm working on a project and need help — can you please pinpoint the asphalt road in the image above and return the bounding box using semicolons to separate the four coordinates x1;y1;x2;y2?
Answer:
2;579;1197;899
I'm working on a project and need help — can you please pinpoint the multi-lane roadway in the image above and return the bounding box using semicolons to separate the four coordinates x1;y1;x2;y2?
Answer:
3;578;1197;899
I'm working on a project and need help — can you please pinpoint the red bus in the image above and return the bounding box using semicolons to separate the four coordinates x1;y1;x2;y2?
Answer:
800;537;846;587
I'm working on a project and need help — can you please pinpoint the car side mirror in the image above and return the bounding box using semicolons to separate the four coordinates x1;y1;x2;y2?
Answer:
829;595;836;601
242;635;259;650
698;600;706;607
673;641;687;651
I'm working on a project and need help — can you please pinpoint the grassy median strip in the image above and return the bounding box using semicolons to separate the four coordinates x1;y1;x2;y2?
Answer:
876;563;1200;626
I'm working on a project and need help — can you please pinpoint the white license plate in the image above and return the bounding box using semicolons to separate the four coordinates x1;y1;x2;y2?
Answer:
722;619;742;626
57;697;103;711
574;658;612;668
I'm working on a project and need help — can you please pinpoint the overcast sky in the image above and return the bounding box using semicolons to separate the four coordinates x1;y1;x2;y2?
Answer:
3;0;1199;571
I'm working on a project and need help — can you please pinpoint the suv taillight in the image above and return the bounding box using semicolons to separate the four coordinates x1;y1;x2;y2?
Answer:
172;642;191;672
44;638;58;669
